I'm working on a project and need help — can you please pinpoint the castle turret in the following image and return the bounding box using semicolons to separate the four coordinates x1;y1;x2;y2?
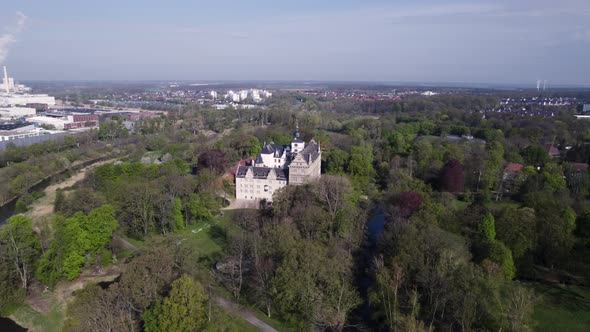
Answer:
291;122;305;154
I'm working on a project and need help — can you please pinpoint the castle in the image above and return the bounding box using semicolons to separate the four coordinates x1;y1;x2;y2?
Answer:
235;125;321;202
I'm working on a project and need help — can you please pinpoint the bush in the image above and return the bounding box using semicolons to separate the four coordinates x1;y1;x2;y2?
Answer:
15;198;28;213
99;249;112;267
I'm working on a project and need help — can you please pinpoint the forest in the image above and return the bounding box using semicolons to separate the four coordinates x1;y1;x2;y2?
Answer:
1;89;590;331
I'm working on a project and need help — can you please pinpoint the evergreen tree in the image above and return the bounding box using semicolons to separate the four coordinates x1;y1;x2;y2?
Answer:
479;212;496;241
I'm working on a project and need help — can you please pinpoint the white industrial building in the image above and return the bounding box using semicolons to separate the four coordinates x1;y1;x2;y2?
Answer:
0;106;36;119
27;116;70;130
0;66;56;107
0;123;39;141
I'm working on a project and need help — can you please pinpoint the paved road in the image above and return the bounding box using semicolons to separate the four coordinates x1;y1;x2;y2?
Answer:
213;296;278;332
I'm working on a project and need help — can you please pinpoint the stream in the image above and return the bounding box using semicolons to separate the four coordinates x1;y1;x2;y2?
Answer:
352;205;386;329
0;317;27;332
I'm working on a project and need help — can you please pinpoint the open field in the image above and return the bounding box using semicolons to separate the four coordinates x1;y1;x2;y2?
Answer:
532;283;590;331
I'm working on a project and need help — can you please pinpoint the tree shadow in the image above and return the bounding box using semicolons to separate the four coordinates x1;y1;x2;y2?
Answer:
538;283;590;312
208;223;227;247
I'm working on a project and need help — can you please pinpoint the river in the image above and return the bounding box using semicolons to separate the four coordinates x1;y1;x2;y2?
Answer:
351;205;386;328
0;317;27;332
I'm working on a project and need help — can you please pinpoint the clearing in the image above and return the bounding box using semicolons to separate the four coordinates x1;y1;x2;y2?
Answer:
26;158;118;229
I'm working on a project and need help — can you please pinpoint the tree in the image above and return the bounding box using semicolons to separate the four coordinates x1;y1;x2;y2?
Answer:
80;205;118;255
482;240;516;280
317;175;353;221
98;119;128;141
390;132;411;155
393;191;423;218
247;136;262;156
64;284;137;332
495;208;536;260
172;197;184;231
479;212;496;241
186;193;212;226
483;141;504;191
537;208;576;267
542;163;566;192
36;214;90;286
143;275;209;332
348;145;375;179
197;150;226;174
325;149;349;175
271;240;359;330
117;245;176;313
117;181;158;237
439;159;465;193
521;146;548;167
0;215;40;290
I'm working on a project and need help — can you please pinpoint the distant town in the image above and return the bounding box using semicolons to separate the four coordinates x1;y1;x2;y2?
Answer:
2;64;590;151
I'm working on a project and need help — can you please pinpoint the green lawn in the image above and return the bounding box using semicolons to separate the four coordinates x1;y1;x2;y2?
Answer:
10;303;64;332
485;200;521;210
204;305;259;332
181;210;242;263
532;283;590;332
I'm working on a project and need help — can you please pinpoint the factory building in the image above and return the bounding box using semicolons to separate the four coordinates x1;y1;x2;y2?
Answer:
0;123;40;141
0;106;36;119
0;66;56;107
28;112;99;130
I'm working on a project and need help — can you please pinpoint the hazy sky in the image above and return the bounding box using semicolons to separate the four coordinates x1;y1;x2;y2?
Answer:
1;0;589;85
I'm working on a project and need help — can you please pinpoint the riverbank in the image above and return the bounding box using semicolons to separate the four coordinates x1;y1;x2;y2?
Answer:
0;154;120;224
8;265;123;332
24;158;119;230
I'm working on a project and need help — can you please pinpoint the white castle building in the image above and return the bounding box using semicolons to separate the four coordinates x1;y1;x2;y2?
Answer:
235;125;321;202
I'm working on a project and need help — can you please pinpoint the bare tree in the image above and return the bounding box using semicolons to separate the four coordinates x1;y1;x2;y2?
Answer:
317;175;352;221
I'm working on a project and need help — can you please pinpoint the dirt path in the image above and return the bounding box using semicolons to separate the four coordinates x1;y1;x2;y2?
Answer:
213;296;278;332
26;158;118;228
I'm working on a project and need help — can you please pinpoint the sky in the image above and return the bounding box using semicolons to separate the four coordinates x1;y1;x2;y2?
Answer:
1;0;590;85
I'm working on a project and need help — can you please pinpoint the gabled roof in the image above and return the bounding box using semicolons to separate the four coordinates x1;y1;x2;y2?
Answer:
260;143;288;157
570;162;589;172
293;141;320;164
543;144;560;156
504;163;524;173
236;165;288;180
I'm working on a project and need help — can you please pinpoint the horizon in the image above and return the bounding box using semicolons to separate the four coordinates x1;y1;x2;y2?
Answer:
1;0;590;85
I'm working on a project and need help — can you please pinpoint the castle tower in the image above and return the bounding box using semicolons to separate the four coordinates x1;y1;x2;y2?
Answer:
291;121;305;154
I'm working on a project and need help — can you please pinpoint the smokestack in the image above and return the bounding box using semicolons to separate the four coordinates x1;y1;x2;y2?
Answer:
3;66;8;93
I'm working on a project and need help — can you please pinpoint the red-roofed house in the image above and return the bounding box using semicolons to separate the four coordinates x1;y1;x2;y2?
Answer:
504;163;524;174
543;144;560;158
223;157;255;182
569;162;589;172
502;163;525;194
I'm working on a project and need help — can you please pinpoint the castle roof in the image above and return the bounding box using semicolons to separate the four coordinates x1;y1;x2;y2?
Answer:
294;141;320;164
260;143;288;157
236;165;288;180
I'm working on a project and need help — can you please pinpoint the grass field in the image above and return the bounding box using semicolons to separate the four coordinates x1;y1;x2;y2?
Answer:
10;303;64;332
181;210;241;264
204;306;259;332
532;283;590;331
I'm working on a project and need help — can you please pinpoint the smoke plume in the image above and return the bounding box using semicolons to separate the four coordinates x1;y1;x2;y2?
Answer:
0;12;27;64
